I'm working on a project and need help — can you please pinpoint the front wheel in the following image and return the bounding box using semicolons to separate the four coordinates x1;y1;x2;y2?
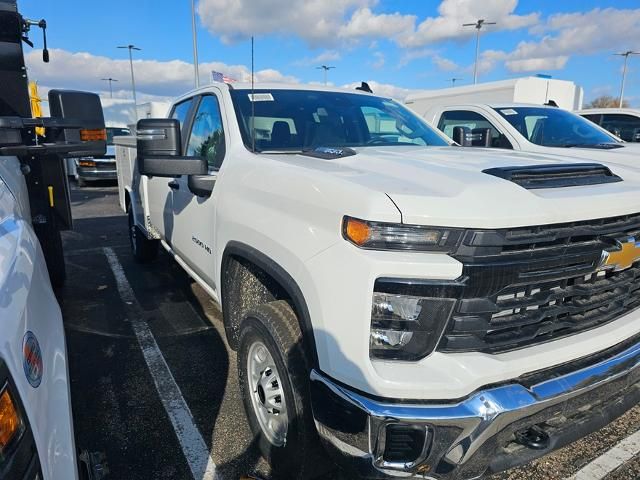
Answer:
238;301;329;479
128;207;159;263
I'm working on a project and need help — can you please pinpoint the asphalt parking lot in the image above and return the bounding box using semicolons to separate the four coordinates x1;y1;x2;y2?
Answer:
59;182;640;480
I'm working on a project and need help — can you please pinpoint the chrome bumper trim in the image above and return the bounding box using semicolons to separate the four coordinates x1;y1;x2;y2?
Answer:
310;339;640;479
76;167;117;180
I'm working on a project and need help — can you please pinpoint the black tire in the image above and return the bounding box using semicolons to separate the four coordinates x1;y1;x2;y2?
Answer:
35;220;66;289
238;301;329;480
128;207;159;263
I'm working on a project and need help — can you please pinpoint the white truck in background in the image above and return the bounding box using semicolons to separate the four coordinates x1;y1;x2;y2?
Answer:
419;103;639;169
133;101;172;123
406;76;584;112
117;82;640;480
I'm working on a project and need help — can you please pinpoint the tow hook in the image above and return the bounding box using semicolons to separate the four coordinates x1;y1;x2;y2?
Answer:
514;425;550;450
78;450;109;480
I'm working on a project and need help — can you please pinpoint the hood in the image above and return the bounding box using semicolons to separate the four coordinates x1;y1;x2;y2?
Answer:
268;146;640;229
0;156;29;220
0;179;21;291
541;143;639;170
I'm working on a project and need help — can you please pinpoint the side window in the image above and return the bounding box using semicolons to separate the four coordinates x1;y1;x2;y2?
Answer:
170;99;193;132
600;114;640;142
186;96;226;170
581;114;602;125
438;110;512;149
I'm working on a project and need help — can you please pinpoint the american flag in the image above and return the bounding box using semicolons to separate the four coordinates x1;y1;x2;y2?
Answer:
211;71;237;84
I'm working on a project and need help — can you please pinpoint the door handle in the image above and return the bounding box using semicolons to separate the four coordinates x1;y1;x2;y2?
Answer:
168;180;180;190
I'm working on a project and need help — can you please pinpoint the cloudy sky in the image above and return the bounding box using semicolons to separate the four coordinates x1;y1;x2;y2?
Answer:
22;0;640;123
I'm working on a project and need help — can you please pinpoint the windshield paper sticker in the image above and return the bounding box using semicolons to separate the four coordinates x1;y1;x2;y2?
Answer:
500;109;518;115
248;93;274;102
23;331;43;388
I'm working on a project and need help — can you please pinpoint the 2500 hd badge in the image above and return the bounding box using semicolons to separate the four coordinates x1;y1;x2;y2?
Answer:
192;235;212;255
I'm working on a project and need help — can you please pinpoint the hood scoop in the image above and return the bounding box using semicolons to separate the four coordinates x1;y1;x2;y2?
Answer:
482;163;623;190
301;147;357;160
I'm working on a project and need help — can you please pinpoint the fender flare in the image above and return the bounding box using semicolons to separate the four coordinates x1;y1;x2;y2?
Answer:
221;241;319;368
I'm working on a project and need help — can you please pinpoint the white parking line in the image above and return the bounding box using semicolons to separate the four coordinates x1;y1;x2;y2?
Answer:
569;429;640;480
103;247;219;480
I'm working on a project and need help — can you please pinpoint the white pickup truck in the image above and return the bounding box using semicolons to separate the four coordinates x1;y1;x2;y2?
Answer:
415;102;640;169
116;82;640;480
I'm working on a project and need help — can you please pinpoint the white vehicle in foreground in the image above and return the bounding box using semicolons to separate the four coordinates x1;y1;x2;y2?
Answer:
1;1;107;476
117;82;640;479
418;103;640;168
577;108;640;143
0;155;78;480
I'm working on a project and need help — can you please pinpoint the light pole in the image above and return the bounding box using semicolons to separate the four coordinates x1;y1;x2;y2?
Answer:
316;65;335;85
614;50;639;108
191;0;200;88
117;44;141;118
101;77;118;99
463;19;496;84
448;77;463;87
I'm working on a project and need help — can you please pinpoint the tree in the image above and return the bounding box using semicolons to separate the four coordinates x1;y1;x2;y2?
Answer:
585;95;629;108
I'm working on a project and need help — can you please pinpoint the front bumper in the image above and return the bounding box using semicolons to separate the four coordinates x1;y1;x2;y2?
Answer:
76;166;117;181
76;158;117;181
310;337;640;479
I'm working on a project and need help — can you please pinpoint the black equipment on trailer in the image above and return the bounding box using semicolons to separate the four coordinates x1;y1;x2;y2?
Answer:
0;0;106;287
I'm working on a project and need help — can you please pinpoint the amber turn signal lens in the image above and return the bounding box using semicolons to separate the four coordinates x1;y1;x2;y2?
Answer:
0;387;21;453
78;160;96;167
344;217;371;246
80;128;107;141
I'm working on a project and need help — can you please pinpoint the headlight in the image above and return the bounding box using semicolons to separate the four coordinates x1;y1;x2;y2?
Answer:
343;216;462;251
370;291;456;361
0;384;23;458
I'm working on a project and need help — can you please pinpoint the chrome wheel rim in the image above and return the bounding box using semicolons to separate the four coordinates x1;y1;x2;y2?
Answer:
247;340;288;446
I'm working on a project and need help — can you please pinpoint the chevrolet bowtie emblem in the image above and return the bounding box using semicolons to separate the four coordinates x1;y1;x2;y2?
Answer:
600;236;640;272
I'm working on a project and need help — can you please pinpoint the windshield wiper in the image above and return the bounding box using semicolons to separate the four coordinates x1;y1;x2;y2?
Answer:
554;143;624;150
256;149;305;154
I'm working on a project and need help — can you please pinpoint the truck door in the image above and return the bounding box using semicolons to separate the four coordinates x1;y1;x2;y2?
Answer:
170;92;226;288
145;98;195;239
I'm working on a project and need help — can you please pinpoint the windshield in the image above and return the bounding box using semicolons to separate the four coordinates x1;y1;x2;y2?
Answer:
106;127;131;145
229;89;449;152
495;107;621;148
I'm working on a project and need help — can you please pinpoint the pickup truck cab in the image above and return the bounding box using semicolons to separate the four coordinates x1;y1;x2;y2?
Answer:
117;83;640;479
418;103;640;168
577;108;640;143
